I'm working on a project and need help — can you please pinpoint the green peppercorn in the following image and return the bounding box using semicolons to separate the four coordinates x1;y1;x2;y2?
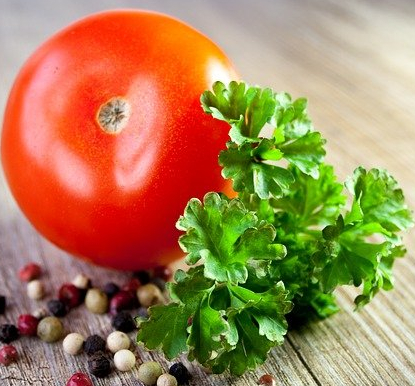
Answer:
138;361;163;385
85;288;108;314
37;316;64;342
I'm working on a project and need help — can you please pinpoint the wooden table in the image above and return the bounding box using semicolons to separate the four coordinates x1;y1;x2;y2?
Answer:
1;1;415;385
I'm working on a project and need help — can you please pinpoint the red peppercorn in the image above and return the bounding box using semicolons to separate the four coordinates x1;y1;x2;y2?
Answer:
0;345;18;366
258;374;276;386
66;372;93;386
58;283;82;308
121;278;141;293
17;314;39;336
18;263;42;282
154;265;172;281
109;290;136;315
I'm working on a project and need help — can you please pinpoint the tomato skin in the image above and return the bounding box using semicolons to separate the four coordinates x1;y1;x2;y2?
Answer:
1;10;237;270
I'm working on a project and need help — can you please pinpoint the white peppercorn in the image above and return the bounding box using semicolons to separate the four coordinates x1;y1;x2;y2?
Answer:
72;273;91;289
27;280;45;300
157;374;178;386
32;307;48;320
63;332;84;355
113;349;136;372
136;284;164;307
85;288;108;314
138;361;163;385
37;316;64;342
106;331;130;353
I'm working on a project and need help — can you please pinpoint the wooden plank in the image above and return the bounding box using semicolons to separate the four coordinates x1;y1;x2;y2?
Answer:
1;0;415;385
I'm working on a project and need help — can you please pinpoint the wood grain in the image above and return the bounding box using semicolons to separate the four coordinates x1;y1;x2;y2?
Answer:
1;0;415;385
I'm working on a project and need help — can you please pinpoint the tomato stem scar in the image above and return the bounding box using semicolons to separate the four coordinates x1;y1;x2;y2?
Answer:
97;97;131;134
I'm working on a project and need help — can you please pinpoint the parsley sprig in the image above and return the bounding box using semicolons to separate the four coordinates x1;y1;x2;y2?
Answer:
137;81;413;375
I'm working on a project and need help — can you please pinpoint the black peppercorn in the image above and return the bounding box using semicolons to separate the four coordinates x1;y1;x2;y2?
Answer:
169;362;191;385
111;311;135;333
133;270;151;284
84;334;106;356
87;351;111;378
0;296;5;315
47;299;68;317
150;277;166;291
0;324;20;344
103;282;120;298
137;306;149;320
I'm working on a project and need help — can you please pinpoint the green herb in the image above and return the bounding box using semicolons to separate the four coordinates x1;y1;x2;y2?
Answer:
137;81;413;375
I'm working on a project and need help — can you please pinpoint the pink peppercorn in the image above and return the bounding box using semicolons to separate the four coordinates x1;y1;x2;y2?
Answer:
0;345;18;366
121;278;141;293
17;314;39;336
109;290;136;315
66;372;93;386
18;263;42;282
258;374;276;386
154;265;172;281
58;283;82;308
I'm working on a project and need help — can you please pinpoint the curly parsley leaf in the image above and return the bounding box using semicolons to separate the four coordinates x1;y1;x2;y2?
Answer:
272;163;346;230
177;192;286;284
313;168;414;305
219;141;294;199
345;167;414;237
136;267;213;359
201;81;326;199
208;283;291;375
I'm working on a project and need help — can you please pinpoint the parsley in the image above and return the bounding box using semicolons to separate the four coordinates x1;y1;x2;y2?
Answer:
137;81;413;375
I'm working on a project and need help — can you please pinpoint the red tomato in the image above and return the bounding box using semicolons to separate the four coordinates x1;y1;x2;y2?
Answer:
1;10;237;270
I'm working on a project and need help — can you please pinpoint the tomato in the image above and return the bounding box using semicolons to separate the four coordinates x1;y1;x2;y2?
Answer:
1;10;237;270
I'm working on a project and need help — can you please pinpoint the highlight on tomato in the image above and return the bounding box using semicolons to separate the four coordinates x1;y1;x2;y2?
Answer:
1;9;237;270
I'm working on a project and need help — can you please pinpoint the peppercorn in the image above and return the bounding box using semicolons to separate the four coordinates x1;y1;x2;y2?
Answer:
84;334;106;356
114;349;136;372
87;351;112;378
17;314;39;336
150;277;166;292
103;282;120;298
63;332;85;355
19;262;42;282
66;372;93;386
71;273;91;290
106;331;130;353
133;270;151;284
258;374;276;386
85;288;108;314
109;290;135;315
37;316;64;342
0;345;18;366
47;299;68;317
137;306;149;320
154;266;172;281
32;307;48;320
157;374;178;386
0;324;19;343
137;361;163;385
122;278;141;293
169;362;191;385
111;311;135;333
136;284;164;308
0;296;6;315
27;279;45;300
58;283;82;308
